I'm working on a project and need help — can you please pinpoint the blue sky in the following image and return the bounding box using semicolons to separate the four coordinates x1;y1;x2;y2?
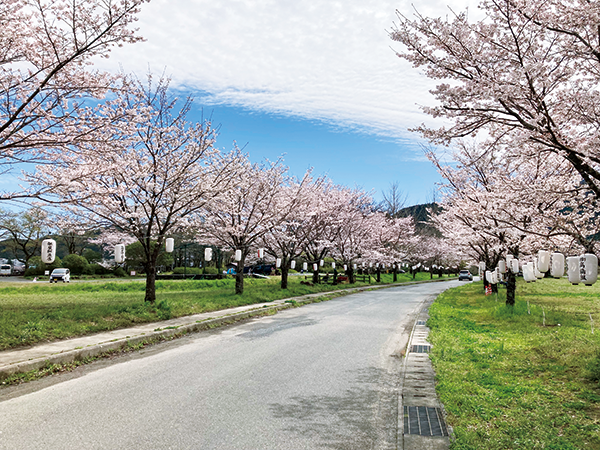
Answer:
200;103;441;205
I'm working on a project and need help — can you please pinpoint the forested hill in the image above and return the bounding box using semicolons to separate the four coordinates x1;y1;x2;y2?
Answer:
396;203;441;236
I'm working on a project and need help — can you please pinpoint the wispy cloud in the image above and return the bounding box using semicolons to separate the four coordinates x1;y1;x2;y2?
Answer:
97;0;476;141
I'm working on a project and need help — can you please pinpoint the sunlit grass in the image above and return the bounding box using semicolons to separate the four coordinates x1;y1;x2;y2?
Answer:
0;271;449;350
429;278;600;449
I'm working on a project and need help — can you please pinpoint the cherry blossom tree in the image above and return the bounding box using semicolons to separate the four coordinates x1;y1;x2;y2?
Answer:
199;157;294;295
426;140;594;303
28;75;238;303
391;0;600;199
329;188;379;284
0;0;146;199
259;173;323;289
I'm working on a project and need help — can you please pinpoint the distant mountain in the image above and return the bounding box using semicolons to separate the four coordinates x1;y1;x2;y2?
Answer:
396;203;442;236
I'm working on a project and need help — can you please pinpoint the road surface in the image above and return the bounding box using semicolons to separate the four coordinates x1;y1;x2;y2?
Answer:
0;280;460;449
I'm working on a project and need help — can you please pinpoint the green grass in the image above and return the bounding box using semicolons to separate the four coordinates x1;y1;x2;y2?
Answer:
429;278;600;450
0;271;447;350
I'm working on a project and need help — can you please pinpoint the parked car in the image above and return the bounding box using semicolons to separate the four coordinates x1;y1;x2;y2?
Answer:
49;268;70;283
0;264;11;276
459;270;473;281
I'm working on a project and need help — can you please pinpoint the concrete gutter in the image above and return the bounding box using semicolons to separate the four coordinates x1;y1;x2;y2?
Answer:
398;296;452;450
0;277;454;381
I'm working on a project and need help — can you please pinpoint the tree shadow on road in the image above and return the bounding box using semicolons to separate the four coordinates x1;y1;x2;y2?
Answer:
269;366;398;450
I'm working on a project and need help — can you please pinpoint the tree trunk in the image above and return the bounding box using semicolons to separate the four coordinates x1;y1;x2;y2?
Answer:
235;254;246;295
347;267;356;284
144;264;156;303
393;269;397;282
281;265;289;289
506;271;516;306
312;265;319;284
376;267;381;282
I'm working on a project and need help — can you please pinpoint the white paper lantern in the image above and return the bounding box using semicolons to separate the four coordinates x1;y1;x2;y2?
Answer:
165;238;174;253
538;250;550;273
115;244;126;264
290;260;296;269
534;261;543;279
303;262;308;271
369;262;372;268
567;256;580;285
235;249;242;261
491;272;498;284
523;262;536;282
485;270;493;283
204;247;213;262
313;263;318;271
550;253;565;278
331;262;335;269
41;239;56;264
498;260;506;274
344;264;347;271
353;264;357;270
510;259;519;274
506;254;513;262
479;261;486;275
580;254;598;286
258;248;265;258
495;266;502;282
276;258;281;268
319;260;324;267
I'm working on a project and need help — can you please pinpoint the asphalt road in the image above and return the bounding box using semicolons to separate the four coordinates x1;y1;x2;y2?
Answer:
0;280;460;450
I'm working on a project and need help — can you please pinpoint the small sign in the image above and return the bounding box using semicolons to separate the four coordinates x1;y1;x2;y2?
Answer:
45;270;50;275
130;271;136;276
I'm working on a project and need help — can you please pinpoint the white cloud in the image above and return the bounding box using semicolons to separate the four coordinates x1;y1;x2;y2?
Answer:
97;0;476;140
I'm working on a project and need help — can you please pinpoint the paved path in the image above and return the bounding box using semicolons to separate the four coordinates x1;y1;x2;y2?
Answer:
0;281;460;449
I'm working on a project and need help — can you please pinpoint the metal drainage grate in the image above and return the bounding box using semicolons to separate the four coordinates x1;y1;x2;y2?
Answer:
404;406;449;437
410;344;431;353
416;320;427;325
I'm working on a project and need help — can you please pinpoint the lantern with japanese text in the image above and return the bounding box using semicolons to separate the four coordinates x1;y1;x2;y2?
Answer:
579;254;598;286
41;239;56;264
114;244;126;264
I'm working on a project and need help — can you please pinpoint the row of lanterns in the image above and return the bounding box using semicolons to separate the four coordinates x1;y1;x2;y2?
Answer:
165;239;405;272
41;239;128;265
481;251;598;286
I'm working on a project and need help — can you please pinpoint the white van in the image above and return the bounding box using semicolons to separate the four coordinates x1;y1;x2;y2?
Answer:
0;264;12;276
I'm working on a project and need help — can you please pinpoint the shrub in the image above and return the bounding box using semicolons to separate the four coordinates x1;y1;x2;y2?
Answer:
173;267;201;275
90;264;111;275
113;266;127;277
25;256;63;276
62;254;89;275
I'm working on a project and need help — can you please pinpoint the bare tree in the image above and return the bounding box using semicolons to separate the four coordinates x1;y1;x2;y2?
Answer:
379;181;408;218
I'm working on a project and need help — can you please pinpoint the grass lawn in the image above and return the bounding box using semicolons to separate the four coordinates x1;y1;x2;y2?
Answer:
429;278;600;450
0;271;447;350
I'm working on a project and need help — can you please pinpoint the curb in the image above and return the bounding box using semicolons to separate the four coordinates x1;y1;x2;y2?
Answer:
0;277;456;381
